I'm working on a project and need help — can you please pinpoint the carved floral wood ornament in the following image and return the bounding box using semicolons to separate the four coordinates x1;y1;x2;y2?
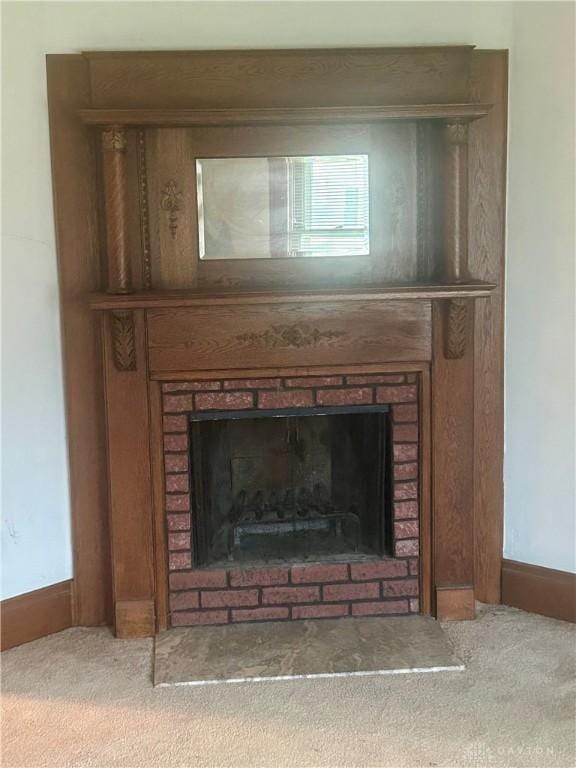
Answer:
236;322;347;349
110;311;136;371
444;299;469;359
101;126;127;152
443;121;469;145
45;47;507;635
160;180;183;239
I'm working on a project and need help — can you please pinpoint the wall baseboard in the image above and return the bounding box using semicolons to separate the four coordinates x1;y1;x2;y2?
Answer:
1;580;74;651
502;559;575;623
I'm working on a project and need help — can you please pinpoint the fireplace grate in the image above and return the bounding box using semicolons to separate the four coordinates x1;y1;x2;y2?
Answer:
229;482;361;553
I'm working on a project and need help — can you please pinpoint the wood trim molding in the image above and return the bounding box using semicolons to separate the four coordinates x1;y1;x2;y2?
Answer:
89;282;496;311
47;55;112;627
502;560;576;623
152;361;429;381
1;581;74;651
78;103;493;127
436;586;475;621
149;380;169;633
469;51;508;604
431;299;475;609
115;599;155;638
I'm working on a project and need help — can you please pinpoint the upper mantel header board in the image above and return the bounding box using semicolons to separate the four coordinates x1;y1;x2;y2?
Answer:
79;46;478;109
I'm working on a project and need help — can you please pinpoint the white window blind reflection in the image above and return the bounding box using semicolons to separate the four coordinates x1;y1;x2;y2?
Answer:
288;155;369;257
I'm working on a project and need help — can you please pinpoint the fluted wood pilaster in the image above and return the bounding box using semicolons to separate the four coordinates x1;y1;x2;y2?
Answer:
102;126;132;294
442;121;471;359
442;121;469;283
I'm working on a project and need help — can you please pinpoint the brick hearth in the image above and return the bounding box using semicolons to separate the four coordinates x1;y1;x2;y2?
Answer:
162;372;421;626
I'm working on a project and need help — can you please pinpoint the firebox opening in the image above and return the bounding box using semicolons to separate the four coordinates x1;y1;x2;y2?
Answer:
189;406;391;567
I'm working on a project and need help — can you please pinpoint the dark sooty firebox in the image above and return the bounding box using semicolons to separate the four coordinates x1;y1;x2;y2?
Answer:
189;405;391;567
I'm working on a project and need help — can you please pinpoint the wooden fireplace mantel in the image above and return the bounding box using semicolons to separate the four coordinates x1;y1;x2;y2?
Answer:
47;46;507;636
91;283;496;367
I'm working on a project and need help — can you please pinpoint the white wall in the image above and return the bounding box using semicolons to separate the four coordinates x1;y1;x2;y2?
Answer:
504;2;575;573
1;2;574;600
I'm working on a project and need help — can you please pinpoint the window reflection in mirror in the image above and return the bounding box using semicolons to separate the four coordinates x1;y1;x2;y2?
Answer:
197;155;369;260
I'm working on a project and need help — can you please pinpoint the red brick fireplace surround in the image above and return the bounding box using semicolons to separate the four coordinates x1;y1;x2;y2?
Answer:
162;372;421;627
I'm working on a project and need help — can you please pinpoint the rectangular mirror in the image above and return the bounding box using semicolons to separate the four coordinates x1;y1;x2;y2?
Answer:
197;155;370;260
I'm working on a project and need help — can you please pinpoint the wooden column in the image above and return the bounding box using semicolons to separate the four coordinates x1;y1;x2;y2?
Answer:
441;120;471;360
442;121;469;282
101;126;132;294
432;119;475;620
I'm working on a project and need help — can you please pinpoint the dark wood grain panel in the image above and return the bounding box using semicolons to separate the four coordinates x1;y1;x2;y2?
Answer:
167;123;373;158
431;301;475;589
469;52;508;604
86;48;473;109
371;122;418;281
46;55;112;627
416;121;443;281
199;257;373;291
146;129;198;288
102;311;156;614
147;301;432;372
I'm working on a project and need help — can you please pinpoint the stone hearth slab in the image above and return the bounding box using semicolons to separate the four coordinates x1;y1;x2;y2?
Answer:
153;615;464;686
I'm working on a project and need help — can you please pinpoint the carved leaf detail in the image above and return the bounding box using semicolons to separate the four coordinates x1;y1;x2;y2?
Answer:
444;299;469;359
111;311;136;371
236;322;346;349
160;180;183;239
101;127;127;152
444;121;468;145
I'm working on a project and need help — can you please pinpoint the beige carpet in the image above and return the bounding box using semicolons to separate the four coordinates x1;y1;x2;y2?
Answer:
1;604;575;768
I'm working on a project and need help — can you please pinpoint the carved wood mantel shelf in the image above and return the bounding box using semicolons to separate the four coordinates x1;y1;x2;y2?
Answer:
90;282;495;310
